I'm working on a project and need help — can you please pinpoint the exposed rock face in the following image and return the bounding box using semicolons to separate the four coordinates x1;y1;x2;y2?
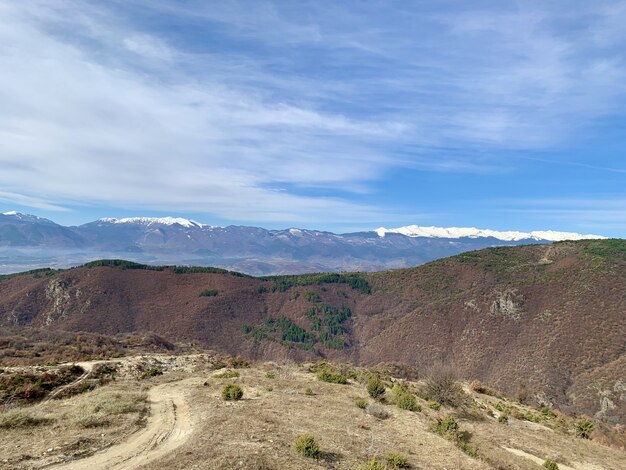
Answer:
44;278;72;325
490;288;525;320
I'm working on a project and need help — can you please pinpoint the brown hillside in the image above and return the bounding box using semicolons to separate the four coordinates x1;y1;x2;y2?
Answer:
0;240;624;423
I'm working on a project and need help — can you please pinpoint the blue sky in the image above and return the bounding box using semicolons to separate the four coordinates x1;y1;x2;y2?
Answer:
0;0;625;236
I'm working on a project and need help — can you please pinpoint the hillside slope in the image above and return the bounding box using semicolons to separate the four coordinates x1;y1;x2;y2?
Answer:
0;240;624;423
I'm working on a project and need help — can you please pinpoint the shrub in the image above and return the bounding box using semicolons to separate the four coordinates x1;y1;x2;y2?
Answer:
317;369;347;384
139;367;163;379
427;401;441;411
386;452;409;468
222;384;244;401
424;364;466;408
576;418;594;439
200;289;218;297
355;458;386;470
366;375;385;400
355;398;368;409
367;403;390;420
294;433;320;458
432;414;459;435
540;406;557;419
213;370;240;379
543;459;559;470
305;386;314;396
265;371;276;379
397;392;420;412
498;414;508;424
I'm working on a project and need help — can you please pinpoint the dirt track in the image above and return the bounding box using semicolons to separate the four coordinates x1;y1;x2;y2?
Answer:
52;377;200;470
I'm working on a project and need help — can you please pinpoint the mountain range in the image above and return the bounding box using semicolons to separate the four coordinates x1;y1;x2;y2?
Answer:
0;211;606;275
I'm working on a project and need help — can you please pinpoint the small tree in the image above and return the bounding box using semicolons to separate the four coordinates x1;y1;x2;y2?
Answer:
366;375;385;400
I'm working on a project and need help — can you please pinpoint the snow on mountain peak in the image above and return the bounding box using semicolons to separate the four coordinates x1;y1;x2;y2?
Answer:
98;217;204;228
2;211;18;216
374;225;606;242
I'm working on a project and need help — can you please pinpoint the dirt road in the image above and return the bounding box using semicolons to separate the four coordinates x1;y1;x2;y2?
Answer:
52;377;200;470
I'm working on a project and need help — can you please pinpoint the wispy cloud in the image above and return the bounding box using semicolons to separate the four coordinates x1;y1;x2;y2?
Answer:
0;1;625;228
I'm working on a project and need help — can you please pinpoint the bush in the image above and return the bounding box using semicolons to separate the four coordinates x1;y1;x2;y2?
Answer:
139;367;163;379
305;386;314;396
355;458;386;470
355;398;368;409
294;433;320;458
200;289;218;297
367;403;390;420
498;414;508;424
424;364;466;408
543;459;559;470
396;392;420;412
366;375;385;400
427;400;441;411
222;384;244;401
317;369;347;384
576;418;594;439
432;414;459;435
386;452;409;468
540;407;557;419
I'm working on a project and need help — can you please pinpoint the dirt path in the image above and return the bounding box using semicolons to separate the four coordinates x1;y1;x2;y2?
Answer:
43;362;96;403
502;447;603;470
51;377;200;470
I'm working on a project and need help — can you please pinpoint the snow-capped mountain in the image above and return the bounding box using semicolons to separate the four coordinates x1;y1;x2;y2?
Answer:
374;225;606;242
0;212;611;275
97;217;206;229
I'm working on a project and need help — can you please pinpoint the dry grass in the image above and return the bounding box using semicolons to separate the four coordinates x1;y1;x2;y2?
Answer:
1;355;625;470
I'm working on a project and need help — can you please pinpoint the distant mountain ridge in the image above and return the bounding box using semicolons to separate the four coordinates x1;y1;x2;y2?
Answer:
0;211;609;275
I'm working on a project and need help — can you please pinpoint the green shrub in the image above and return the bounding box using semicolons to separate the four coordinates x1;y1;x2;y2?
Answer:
366;375;385;400
498;414;508;424
317;369;347;384
540;406;557;419
575;418;594;439
265;371;276;379
213;370;240;379
222;384;244;401
386;451;409;468
355;398;368;409
543;459;559;470
200;289;218;297
139;367;163;379
427;400;441;410
355;458;386;470
257;285;268;294
396;392;420;411
294;433;320;458
432;414;459;435
305;386;314;396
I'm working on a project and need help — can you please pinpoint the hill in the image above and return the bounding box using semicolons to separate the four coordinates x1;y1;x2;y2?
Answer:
0;240;624;424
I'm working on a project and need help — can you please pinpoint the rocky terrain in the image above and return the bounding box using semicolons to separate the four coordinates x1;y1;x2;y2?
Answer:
0;239;624;425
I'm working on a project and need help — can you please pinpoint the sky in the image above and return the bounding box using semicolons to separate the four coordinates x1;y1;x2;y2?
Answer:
0;0;625;236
